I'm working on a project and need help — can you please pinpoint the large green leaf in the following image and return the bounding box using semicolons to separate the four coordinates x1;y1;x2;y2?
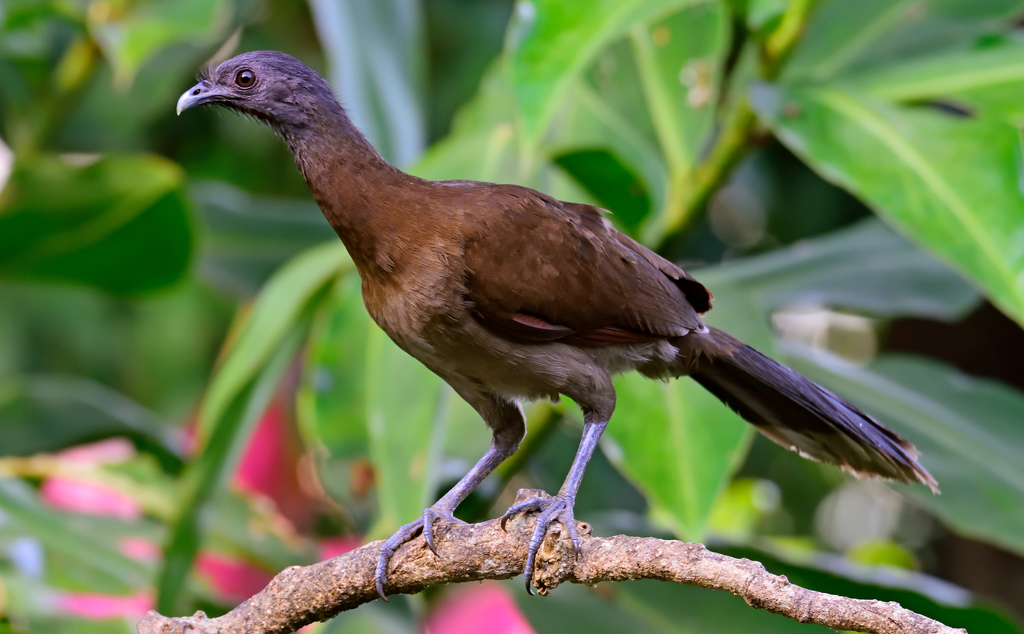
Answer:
842;38;1024;120
157;243;348;614
412;63;525;184
547;1;729;237
628;2;728;173
0;374;177;458
505;0;702;144
606;220;978;541
0;154;192;295
411;62;592;203
197;242;350;440
363;324;450;537
156;319;306;615
696;219;980;326
192;181;337;296
788;350;1024;558
88;0;231;87
753;85;1024;327
0;479;150;594
608;374;751;541
784;0;1024;82
309;0;426;167
299;275;373;467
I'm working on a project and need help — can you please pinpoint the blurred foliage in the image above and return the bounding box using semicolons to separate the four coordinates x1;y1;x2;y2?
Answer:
1;0;1024;632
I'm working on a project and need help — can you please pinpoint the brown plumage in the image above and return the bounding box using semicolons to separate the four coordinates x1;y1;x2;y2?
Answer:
177;51;938;599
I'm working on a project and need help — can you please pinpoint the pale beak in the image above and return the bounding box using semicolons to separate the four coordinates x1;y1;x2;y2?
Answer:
176;80;226;115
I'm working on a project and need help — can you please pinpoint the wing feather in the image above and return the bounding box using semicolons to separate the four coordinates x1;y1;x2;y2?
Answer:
461;186;712;344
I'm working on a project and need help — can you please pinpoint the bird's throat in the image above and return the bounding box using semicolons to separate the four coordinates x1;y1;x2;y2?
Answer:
284;113;421;280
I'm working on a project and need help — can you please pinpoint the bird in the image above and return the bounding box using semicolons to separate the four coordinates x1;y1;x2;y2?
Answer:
177;51;937;599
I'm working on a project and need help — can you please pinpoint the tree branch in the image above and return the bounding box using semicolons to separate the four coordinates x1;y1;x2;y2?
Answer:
138;490;965;634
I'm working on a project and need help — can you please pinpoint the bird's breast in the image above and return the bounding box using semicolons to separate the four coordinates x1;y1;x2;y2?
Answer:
359;244;466;361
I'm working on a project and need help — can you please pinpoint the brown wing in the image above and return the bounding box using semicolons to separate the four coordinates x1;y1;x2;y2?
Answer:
461;185;713;345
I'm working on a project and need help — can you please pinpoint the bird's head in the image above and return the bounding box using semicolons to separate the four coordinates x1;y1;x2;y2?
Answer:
176;51;339;136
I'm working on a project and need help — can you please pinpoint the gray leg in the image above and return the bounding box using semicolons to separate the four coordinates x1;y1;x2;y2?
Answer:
374;394;524;600
501;410;609;594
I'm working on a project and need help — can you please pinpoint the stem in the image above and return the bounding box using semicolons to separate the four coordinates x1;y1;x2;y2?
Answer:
663;98;756;239
763;0;817;76
659;0;820;244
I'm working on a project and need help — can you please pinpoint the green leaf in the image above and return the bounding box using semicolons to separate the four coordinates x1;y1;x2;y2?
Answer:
156;319;307;615
197;242;350;440
606;220;978;541
299;275;372;464
843;38;1024;120
309;0;426;167
301;275;452;536
411;62;591;203
192;182;337;296
553;149;652;234
364;325;449;537
629;2;728;174
0;479;150;593
788;350;1024;559
0;374;178;458
297;274;375;523
157;244;348;614
608;374;751;541
784;0;1024;82
557;76;666;227
505;0;702;144
696;219;980;325
0;154;192;295
753;85;1024;327
88;0;231;87
412;64;520;183
548;1;730;235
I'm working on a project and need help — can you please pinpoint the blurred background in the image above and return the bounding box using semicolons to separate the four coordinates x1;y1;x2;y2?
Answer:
2;0;1024;631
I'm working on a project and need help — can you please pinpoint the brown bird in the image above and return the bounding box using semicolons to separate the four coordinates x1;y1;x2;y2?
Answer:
177;51;937;599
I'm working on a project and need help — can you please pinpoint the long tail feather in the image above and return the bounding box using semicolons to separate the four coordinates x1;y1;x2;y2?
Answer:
689;328;938;492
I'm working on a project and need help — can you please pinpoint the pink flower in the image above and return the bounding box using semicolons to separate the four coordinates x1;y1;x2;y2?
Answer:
197;552;274;602
55;592;153;619
319;535;363;560
40;477;141;520
423;583;535;634
119;537;161;562
56;438;136;464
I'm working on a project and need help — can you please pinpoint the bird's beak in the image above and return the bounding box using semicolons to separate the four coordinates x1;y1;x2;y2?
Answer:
176;80;226;115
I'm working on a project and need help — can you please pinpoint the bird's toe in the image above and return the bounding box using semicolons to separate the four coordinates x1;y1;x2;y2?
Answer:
375;507;462;601
501;493;582;595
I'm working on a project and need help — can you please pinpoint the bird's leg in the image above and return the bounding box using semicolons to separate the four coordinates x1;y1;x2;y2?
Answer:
375;395;524;600
501;411;608;595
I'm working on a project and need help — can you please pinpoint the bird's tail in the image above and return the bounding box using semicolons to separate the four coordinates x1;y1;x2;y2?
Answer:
687;327;938;492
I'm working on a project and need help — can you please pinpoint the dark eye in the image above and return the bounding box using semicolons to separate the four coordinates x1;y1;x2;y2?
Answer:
235;69;256;88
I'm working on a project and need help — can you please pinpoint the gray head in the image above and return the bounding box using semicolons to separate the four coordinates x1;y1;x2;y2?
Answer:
176;51;345;138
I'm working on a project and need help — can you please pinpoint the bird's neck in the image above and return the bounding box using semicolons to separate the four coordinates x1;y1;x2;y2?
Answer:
281;107;425;279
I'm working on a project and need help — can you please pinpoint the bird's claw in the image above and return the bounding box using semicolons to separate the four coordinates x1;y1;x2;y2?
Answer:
500;493;581;595
375;507;465;601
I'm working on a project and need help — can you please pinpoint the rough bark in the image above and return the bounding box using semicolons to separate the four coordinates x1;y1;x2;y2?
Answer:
139;489;966;634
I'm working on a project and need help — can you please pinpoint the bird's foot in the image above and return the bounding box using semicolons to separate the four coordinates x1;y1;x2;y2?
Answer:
500;493;582;595
375;506;466;601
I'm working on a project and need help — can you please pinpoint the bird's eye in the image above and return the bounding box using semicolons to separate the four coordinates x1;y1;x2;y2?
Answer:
235;69;256;88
